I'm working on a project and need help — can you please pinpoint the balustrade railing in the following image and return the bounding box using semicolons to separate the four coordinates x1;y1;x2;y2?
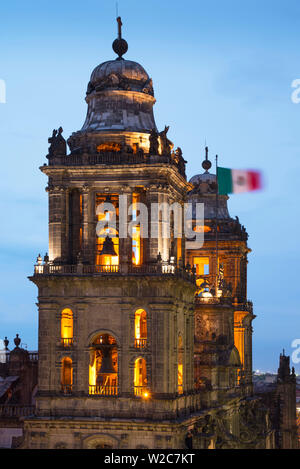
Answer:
0;405;35;417
134;386;149;397
48;152;186;178
61;338;73;347
89;385;118;396
134;338;147;349
195;296;233;305
33;263;195;283
61;384;72;394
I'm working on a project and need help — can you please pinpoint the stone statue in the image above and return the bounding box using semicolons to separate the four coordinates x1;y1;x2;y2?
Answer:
175;147;182;159
149;128;159;155
47;127;67;158
142;78;154;96
159;125;173;156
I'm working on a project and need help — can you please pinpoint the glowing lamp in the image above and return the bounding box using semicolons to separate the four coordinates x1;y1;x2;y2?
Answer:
198;280;213;299
193;225;211;233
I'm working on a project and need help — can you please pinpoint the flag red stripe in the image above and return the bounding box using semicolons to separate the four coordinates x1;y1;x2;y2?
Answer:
248;171;261;191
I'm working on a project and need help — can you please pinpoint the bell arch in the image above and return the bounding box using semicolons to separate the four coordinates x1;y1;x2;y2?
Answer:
61;308;73;346
134;308;147;348
134;357;149;397
89;333;118;396
178;333;183;394
61;357;73;394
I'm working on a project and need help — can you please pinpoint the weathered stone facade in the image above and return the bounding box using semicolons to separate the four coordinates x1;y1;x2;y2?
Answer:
13;19;297;449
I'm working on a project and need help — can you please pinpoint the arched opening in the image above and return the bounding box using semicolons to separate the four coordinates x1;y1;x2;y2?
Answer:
61;357;73;394
134;357;148;397
95;193;119;271
178;334;183;395
131;193;142;266
134;309;147;348
61;308;73;346
89;334;118;396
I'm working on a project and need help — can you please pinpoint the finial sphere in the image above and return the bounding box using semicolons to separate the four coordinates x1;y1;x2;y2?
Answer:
112;38;128;59
202;159;212;171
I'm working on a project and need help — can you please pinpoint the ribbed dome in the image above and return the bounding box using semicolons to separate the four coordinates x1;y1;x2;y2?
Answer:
188;171;230;219
87;59;154;96
189;172;216;186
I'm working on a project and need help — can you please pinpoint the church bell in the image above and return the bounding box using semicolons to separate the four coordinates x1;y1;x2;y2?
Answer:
99;346;116;375
100;235;118;257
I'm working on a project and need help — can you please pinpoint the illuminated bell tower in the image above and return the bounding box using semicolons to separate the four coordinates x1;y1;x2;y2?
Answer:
186;149;255;398
24;19;197;450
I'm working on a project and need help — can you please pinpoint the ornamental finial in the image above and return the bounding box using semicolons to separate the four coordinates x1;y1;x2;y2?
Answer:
112;16;128;60
202;146;212;172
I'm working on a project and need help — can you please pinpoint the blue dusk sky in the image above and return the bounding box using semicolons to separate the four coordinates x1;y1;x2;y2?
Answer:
0;0;299;372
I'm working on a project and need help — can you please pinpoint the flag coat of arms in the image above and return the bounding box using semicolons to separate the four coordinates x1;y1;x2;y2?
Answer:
217;167;262;195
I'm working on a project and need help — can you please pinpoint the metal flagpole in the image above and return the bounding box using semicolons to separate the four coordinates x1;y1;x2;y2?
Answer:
215;155;219;297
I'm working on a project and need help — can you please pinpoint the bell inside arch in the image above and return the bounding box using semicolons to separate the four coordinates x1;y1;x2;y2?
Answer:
99;347;116;375
100;236;118;257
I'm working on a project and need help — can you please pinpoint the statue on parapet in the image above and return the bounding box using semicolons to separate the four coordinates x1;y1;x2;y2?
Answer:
159;125;173;156
149;128;159;155
47;127;67;158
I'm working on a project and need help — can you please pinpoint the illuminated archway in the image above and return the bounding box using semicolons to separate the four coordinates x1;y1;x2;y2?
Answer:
134;357;149;397
96;227;119;268
61;357;72;394
134;309;147;348
89;333;118;396
61;308;73;346
178;334;183;395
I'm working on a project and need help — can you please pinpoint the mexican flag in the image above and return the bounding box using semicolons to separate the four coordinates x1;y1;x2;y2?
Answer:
217;167;262;195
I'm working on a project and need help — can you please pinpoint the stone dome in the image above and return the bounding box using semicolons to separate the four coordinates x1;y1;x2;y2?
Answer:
189;172;216;186
87;59;154;96
188;171;230;219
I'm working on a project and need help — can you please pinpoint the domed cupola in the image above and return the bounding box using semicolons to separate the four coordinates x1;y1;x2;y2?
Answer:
68;17;157;153
188;147;231;220
187;148;248;242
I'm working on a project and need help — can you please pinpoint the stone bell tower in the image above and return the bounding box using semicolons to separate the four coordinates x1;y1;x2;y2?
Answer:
186;149;255;399
23;19;197;449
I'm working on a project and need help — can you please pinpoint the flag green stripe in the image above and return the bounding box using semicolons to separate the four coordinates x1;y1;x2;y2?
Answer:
217;167;233;195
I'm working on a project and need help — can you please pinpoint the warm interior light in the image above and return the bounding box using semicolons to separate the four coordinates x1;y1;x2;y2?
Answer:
97;143;121;152
193;257;210;276
134;357;147;387
96;228;119;266
193;225;211;233
134;309;147;346
132;194;141;265
89;334;118;393
201;290;213;298
61;357;73;390
178;335;183;394
61;308;73;344
178;363;183;394
132;226;141;265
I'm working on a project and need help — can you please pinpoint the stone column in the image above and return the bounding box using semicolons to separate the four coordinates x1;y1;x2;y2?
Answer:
119;187;132;272
47;185;67;263
81;185;92;264
36;302;58;395
146;185;169;264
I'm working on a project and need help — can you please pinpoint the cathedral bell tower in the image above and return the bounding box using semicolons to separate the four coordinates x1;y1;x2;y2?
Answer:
24;19;197;449
186;149;255;399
